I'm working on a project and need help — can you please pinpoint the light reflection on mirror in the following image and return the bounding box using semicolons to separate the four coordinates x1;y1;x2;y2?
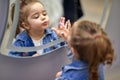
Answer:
0;0;112;58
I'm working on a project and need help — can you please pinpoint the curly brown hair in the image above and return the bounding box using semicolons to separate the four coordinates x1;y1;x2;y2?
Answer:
70;20;114;80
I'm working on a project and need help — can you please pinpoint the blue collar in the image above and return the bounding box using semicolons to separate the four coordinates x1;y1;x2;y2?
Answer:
63;60;88;72
44;28;53;36
16;28;53;41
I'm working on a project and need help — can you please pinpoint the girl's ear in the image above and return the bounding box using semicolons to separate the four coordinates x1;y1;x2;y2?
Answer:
22;22;30;30
71;47;76;55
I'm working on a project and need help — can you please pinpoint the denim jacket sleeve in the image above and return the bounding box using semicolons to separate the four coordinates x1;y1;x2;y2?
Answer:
55;77;73;80
8;40;36;57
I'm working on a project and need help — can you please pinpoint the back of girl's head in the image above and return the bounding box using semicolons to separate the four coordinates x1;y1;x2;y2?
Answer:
70;20;114;80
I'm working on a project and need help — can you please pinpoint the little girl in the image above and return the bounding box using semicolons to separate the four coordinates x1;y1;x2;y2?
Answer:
9;0;65;57
54;19;114;80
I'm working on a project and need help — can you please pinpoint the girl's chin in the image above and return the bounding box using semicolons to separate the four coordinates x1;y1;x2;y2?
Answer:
41;26;48;29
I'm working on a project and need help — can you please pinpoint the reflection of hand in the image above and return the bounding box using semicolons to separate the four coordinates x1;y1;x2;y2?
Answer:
32;53;40;57
52;17;71;41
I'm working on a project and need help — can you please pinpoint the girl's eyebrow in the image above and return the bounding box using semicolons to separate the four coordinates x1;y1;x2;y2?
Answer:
30;9;47;17
33;9;46;14
31;12;39;16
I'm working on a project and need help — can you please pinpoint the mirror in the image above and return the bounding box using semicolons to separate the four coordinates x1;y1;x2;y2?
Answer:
0;0;112;58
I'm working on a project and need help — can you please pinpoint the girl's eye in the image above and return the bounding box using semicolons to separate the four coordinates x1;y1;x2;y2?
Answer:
32;14;39;18
42;11;47;16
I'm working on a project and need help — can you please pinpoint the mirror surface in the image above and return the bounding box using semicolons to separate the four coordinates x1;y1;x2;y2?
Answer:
0;0;112;58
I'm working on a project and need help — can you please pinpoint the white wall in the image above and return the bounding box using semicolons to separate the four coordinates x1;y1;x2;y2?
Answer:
105;0;120;80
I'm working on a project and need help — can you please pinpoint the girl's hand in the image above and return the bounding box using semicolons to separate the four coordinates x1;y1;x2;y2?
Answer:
32;53;40;57
56;71;62;78
52;17;71;41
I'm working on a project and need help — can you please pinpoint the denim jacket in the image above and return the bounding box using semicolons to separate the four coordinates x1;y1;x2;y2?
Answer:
9;28;64;57
55;60;104;80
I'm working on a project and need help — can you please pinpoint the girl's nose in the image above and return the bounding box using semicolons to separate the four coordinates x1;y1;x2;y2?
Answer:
41;15;45;20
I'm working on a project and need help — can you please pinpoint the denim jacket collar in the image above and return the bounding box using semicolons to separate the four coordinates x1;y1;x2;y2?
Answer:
16;28;53;46
63;60;88;72
16;28;52;41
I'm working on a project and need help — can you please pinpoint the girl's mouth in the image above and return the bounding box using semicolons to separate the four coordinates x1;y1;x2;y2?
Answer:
42;21;48;25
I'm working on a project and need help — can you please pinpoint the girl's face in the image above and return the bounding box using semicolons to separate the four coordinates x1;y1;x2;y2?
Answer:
25;2;50;32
